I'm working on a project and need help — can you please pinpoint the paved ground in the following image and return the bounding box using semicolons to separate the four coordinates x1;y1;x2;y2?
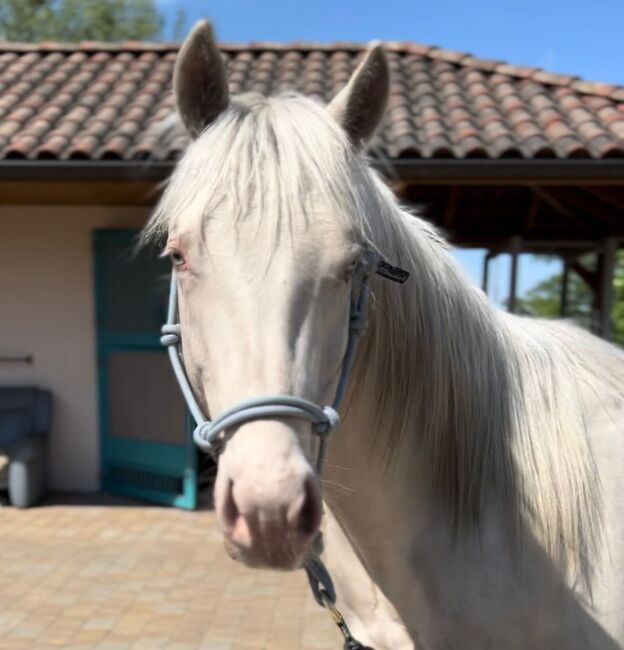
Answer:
0;495;340;650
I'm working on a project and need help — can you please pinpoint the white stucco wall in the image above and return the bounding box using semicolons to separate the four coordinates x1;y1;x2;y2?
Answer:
0;205;149;491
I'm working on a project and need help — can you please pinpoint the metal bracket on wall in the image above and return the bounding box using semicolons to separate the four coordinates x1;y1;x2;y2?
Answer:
0;354;33;364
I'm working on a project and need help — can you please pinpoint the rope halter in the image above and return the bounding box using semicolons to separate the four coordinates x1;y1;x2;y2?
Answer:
159;248;408;650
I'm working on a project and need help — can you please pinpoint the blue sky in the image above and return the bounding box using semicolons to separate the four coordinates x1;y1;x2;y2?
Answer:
157;0;622;85
156;0;621;303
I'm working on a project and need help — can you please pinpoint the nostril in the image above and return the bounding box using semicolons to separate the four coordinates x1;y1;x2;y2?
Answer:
297;477;322;538
222;479;239;533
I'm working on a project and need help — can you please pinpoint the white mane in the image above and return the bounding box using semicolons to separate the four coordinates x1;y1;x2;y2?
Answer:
144;92;366;246
144;91;624;584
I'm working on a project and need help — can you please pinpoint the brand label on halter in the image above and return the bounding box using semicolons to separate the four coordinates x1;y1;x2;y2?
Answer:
375;260;410;284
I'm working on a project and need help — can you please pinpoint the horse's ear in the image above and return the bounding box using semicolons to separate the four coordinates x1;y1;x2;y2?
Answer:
174;20;230;139
327;43;389;149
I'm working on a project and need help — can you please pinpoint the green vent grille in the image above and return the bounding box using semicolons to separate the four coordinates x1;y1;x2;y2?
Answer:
108;465;183;495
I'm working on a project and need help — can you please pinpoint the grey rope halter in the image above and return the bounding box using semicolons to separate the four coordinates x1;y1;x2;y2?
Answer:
160;249;378;475
160;248;407;650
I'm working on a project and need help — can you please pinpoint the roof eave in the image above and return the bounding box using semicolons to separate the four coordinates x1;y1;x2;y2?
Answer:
0;158;623;185
0;160;172;182
389;159;624;184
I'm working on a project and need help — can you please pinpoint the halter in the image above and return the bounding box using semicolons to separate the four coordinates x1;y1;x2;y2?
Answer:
160;249;407;650
160;249;378;473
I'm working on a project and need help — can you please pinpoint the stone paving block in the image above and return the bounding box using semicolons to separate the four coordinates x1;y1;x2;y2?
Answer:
0;499;341;649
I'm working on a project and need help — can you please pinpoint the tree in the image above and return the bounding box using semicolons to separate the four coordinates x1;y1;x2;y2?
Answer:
171;6;187;41
518;252;624;346
0;0;164;42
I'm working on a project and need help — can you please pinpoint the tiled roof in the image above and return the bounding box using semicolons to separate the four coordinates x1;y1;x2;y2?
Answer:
1;41;624;162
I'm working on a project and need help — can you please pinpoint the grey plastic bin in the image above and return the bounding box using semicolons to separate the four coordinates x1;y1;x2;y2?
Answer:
0;388;52;508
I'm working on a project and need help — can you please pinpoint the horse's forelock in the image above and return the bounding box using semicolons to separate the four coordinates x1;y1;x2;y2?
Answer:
143;92;368;246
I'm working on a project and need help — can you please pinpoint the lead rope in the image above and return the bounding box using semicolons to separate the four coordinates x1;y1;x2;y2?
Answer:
305;556;374;650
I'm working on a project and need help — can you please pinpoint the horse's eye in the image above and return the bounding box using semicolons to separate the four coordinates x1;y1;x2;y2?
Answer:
170;251;185;267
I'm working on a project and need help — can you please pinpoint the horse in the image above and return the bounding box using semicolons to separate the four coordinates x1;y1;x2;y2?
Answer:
143;20;624;650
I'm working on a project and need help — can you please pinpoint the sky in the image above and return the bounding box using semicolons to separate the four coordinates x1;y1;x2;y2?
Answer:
155;0;622;304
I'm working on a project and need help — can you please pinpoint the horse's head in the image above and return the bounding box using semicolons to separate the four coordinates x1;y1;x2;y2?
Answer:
151;21;389;569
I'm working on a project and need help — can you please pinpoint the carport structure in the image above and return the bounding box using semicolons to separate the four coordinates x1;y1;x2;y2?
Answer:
391;158;624;338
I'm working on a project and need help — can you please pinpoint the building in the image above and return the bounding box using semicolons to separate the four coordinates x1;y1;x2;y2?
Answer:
1;40;623;507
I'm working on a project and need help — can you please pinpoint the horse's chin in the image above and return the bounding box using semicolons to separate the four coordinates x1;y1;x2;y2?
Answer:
223;536;306;571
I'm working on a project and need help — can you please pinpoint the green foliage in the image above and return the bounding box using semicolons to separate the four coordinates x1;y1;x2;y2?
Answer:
0;0;164;41
518;252;624;346
171;6;187;41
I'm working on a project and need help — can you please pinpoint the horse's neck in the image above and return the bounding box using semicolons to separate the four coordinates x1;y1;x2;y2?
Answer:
322;221;511;574
323;348;444;648
324;231;481;547
323;375;433;576
342;220;507;513
322;206;623;646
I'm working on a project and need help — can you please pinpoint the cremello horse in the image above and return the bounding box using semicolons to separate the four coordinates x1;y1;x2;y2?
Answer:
144;21;624;650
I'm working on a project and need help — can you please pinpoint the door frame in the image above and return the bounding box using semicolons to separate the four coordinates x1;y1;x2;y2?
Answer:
93;228;197;509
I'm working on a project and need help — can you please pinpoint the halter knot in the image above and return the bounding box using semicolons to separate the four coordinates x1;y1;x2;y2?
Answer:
193;421;215;453
160;324;181;346
314;406;340;434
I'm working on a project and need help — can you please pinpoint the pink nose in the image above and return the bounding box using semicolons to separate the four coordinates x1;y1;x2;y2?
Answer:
220;473;322;567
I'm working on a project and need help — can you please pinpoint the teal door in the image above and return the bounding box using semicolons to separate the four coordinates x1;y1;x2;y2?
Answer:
94;229;197;509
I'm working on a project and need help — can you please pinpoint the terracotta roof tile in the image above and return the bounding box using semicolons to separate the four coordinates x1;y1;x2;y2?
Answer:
0;40;623;161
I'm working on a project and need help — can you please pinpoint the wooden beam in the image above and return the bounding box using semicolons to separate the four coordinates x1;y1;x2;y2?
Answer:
0;180;160;205
451;235;623;250
508;236;521;314
442;186;460;228
583;186;624;212
523;194;541;232
529;186;589;229
3;159;624;188
560;258;570;317
387;160;624;186
549;187;623;227
598;237;617;340
570;260;599;292
482;252;494;294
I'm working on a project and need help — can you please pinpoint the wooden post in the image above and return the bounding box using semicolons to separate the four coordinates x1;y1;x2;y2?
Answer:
508;236;521;314
560;257;570;317
482;251;493;295
444;186;460;230
598;237;617;340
